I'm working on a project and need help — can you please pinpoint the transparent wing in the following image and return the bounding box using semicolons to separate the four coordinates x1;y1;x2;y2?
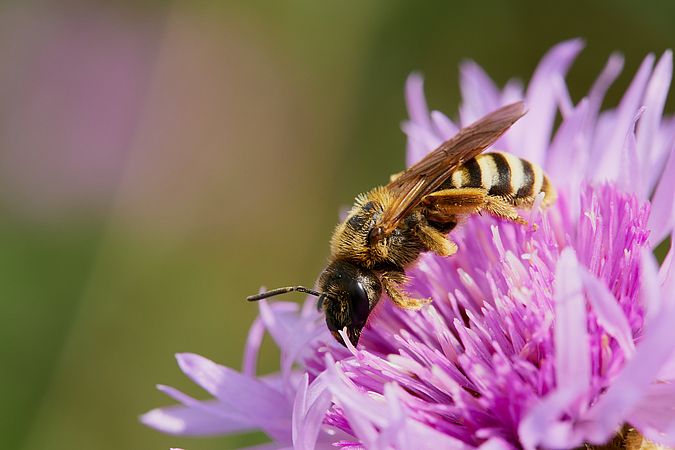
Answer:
376;101;526;236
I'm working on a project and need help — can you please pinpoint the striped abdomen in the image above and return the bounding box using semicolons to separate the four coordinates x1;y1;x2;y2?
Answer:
442;152;556;206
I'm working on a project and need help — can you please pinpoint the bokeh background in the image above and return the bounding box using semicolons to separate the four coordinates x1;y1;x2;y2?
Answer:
1;1;674;449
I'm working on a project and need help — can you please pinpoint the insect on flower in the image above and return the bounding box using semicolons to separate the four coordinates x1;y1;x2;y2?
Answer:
143;40;675;450
247;102;556;346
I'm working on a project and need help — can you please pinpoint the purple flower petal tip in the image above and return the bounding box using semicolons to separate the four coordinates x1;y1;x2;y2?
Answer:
140;409;184;434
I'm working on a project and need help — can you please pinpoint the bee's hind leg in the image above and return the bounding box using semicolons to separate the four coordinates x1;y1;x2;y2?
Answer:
483;195;528;225
380;270;431;310
423;188;528;226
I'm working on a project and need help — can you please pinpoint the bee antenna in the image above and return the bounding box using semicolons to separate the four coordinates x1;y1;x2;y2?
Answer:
246;286;323;302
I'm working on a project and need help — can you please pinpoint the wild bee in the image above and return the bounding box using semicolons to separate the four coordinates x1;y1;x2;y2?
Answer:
248;101;556;346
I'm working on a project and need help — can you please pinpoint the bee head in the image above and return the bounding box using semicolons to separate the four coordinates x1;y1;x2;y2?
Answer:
318;260;382;347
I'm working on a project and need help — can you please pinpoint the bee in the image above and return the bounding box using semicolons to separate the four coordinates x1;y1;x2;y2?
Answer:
248;102;556;346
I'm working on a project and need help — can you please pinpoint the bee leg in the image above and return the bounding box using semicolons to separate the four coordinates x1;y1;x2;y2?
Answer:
423;188;528;226
423;188;487;216
380;271;431;310
414;222;458;257
483;195;528;225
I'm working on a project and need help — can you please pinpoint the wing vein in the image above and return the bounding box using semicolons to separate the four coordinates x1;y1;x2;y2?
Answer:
378;101;526;235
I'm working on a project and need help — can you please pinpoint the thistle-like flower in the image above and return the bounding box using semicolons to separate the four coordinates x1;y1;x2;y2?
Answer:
142;40;675;449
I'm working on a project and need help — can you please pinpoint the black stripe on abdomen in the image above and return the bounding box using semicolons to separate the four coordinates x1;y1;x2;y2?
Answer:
488;153;512;197
517;159;535;198
463;158;482;188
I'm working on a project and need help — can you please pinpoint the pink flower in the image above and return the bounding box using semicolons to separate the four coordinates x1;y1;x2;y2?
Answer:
142;40;675;449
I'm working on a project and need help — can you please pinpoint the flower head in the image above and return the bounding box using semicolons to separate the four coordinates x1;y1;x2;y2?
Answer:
142;40;675;449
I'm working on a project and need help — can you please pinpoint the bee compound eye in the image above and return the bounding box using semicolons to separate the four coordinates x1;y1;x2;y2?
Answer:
348;279;370;328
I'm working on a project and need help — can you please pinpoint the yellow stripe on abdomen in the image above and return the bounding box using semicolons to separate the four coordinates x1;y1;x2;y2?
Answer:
443;152;556;206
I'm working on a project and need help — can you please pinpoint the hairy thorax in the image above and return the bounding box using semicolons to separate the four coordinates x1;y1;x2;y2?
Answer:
329;187;427;270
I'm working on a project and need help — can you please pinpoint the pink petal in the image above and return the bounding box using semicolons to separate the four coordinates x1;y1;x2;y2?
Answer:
376;384;408;449
405;73;433;133
579;300;675;442
292;374;309;447
637;50;673;193
402;121;444;166
326;356;471;449
177;353;285;404
591;110;618;162
478;437;517;450
380;383;471;450
629;381;675;446
651;116;675;176
175;353;291;440
648;145;675;246
242;314;265;376
594;53;655;182
256;300;303;351
580;269;635;358
242;444;292;450
545;99;589;200
617;107;645;195
292;374;332;450
398;419;473;450
140;402;251;436
501;78;524;105
405;138;425;168
659;230;675;298
499;79;525;153
459;60;501;125
554;248;591;398
641;248;663;324
324;359;379;448
518;388;582;450
656;359;675;386
430;110;458;140
257;300;326;393
660;234;675;297
657;235;675;380
511;39;584;164
552;74;574;118
154;384;254;429
586;53;624;137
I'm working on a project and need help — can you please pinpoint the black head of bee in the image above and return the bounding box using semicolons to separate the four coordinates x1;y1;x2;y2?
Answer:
318;260;382;346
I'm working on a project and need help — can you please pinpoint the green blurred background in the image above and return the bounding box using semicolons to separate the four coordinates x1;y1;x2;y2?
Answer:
1;1;673;449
